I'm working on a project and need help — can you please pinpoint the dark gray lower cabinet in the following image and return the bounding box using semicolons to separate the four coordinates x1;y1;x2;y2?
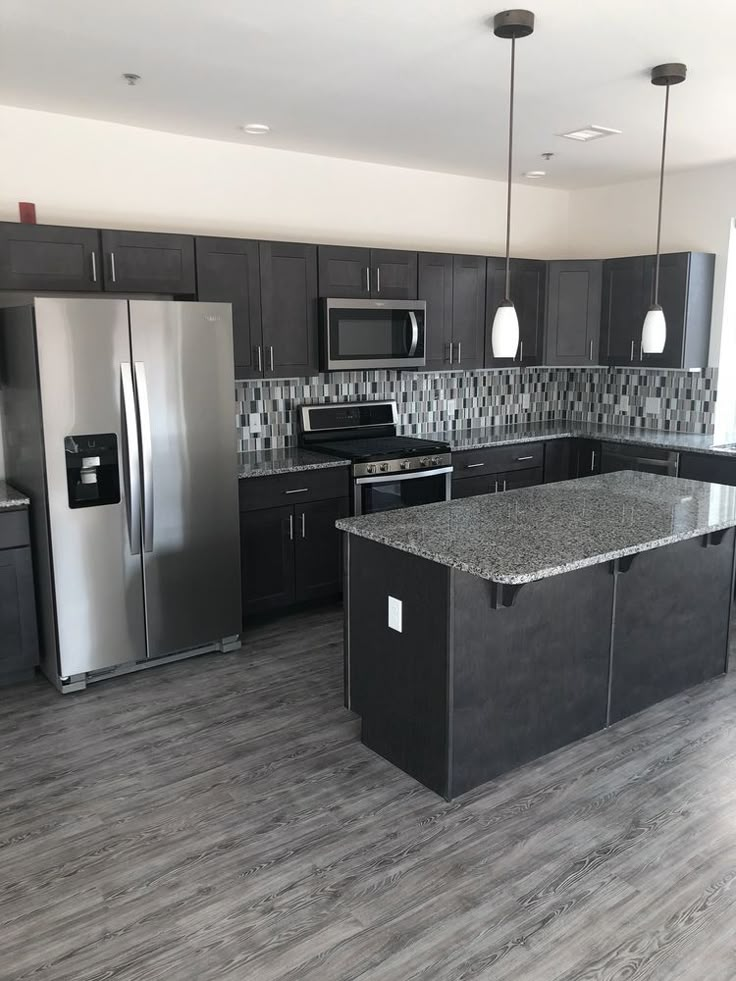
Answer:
679;453;736;485
574;439;602;477
452;468;542;499
239;474;350;618
0;511;39;686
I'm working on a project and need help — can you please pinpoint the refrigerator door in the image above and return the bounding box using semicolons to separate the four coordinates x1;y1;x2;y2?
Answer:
128;300;241;658
33;297;147;676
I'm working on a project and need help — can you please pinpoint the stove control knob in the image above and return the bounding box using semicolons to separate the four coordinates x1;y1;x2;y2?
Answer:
431;457;440;466
400;460;411;470
367;464;377;474
419;458;428;467
379;462;389;472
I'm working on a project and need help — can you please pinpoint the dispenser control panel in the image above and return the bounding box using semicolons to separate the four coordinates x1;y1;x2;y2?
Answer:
64;434;120;509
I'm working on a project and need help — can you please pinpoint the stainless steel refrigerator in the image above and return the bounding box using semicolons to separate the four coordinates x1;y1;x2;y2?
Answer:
1;297;241;692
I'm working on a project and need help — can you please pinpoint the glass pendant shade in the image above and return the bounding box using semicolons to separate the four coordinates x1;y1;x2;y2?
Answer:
491;300;519;358
642;304;666;354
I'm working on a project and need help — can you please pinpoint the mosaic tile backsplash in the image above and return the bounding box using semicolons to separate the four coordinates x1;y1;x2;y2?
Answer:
235;367;718;452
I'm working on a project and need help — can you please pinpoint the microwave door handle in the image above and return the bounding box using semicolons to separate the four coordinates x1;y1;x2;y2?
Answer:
407;311;420;357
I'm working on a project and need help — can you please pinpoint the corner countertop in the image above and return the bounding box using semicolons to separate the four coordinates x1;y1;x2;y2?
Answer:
336;471;736;585
238;448;351;479
0;481;30;510
409;421;736;456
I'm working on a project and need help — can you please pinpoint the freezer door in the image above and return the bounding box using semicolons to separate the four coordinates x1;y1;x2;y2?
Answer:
128;300;241;658
34;297;147;676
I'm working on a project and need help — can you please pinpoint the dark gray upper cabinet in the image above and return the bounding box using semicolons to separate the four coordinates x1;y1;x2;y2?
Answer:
318;245;371;298
451;254;486;369
0;222;102;292
318;245;417;299
485;258;545;368
101;230;196;294
601;252;714;369
419;252;454;370
195;237;262;378
259;242;319;378
545;260;602;366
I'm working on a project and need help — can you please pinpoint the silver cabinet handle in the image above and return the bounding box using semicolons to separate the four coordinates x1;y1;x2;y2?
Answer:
134;362;154;553
365;267;370;293
120;363;141;556
591;451;597;473
467;462;485;469
519;340;523;362
289;513;294;541
630;339;635;361
269;346;274;372
407;311;420;357
376;267;381;293
301;512;306;538
516;455;534;462
503;479;507;492
256;345;263;372
589;339;593;361
109;252;117;283
457;341;462;364
494;480;499;493
285;487;309;495
639;342;644;361
90;251;98;283
448;341;454;366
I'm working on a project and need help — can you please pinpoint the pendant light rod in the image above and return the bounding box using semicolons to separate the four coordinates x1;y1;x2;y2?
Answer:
504;35;516;300
650;62;686;305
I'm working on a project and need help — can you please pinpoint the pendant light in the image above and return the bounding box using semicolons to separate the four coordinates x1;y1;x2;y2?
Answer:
491;9;535;359
641;62;687;354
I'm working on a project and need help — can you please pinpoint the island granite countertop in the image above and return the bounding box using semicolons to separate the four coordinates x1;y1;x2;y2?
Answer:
409;420;736;456
336;470;736;585
0;481;30;510
238;447;351;479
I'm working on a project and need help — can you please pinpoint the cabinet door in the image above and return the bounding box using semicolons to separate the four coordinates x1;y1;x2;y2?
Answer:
370;249;418;299
101;230;196;294
318;245;371;299
0;222;102;292
495;467;544;492
679;453;736;485
484;257;516;368
452;475;499;499
545;260;602;365
574;439;602;477
260;242;319;378
295;497;349;602
601;257;647;365
639;252;689;369
239;505;295;616
418;252;453;371
196;237;262;379
512;259;546;365
0;546;39;685
452;255;486;369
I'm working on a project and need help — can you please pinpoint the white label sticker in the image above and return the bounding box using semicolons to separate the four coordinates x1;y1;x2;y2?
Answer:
388;596;403;633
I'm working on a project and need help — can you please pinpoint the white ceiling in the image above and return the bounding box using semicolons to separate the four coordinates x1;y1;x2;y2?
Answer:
1;0;735;189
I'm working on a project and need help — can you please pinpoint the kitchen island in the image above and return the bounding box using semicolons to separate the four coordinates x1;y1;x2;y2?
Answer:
337;471;736;799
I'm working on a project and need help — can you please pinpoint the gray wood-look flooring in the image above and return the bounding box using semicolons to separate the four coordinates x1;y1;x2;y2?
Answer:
2;605;736;980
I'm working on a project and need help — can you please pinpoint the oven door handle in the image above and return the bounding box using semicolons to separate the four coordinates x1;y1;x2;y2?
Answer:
355;465;454;486
407;311;420;357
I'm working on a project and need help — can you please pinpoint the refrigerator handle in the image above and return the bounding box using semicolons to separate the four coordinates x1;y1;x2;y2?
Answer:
120;363;142;555
134;362;154;553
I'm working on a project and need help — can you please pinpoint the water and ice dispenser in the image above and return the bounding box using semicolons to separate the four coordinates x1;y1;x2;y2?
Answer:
64;434;121;509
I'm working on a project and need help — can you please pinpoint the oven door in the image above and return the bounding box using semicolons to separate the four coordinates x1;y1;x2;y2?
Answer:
324;299;426;370
354;466;453;516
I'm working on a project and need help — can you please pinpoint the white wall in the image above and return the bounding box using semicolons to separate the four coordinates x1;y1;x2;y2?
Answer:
567;161;736;369
0;105;571;256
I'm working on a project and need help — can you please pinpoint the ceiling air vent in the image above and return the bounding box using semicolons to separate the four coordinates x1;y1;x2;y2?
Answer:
558;125;622;142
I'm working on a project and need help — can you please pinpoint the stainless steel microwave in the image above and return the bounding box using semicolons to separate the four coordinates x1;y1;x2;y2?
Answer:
321;298;427;371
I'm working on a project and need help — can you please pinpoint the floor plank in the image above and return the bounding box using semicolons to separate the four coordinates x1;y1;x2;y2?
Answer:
1;604;735;980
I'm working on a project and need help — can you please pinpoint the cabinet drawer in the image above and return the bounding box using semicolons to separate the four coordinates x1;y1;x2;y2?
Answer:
453;442;544;478
0;511;30;550
239;467;350;512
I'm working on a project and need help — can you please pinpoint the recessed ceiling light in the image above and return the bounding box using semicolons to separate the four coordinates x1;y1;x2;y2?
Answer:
559;124;621;142
122;73;141;86
523;170;546;179
242;123;270;136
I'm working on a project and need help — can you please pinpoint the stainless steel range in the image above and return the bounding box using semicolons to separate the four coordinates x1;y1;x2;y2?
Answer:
299;401;452;515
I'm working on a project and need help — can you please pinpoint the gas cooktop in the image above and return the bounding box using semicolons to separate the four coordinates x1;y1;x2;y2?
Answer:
310;435;450;463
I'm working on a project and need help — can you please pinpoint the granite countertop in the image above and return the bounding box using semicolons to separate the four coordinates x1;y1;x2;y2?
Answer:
0;481;30;510
238;447;351;479
336;471;736;585
410;421;736;456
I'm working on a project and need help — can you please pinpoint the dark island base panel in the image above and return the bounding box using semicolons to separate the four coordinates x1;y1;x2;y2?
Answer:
347;532;735;800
